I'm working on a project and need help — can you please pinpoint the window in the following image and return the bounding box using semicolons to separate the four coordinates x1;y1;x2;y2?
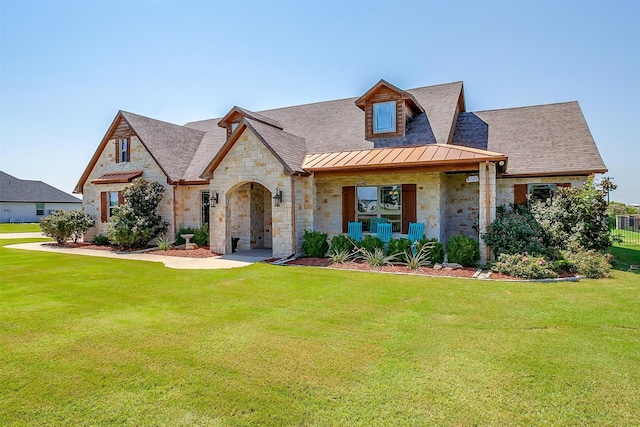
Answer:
36;203;44;216
201;191;210;225
373;101;396;133
231;123;239;132
108;191;119;217
116;138;129;163
528;184;556;204
356;185;402;232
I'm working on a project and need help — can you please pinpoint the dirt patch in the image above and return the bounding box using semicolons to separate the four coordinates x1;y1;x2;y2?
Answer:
43;242;219;258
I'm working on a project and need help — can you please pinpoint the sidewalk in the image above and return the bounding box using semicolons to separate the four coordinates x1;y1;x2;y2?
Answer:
0;232;47;239
5;241;272;270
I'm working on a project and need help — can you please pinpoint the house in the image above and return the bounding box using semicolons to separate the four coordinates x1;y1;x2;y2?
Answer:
1;171;82;223
75;80;607;262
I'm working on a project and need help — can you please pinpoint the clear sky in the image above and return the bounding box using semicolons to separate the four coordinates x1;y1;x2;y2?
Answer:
1;0;638;204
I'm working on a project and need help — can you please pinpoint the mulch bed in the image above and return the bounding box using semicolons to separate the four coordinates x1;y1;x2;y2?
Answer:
43;242;219;258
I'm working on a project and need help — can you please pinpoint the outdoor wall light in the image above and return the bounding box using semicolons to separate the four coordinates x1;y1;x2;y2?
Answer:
273;187;283;206
212;191;219;205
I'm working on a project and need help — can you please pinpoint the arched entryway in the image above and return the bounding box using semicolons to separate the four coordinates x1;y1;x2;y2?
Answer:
226;181;273;255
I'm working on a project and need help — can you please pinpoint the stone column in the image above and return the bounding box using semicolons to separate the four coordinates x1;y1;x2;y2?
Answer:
478;162;496;264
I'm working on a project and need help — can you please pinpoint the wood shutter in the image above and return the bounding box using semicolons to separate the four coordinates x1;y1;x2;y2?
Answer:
401;184;417;234
115;140;120;163
118;191;124;205
514;184;528;206
100;192;108;222
342;186;355;233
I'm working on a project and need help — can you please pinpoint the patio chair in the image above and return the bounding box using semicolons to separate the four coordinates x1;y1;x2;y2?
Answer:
407;222;425;254
347;221;363;242
369;217;388;234
377;222;392;243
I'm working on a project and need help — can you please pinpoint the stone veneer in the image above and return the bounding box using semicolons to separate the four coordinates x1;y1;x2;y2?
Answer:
209;129;296;258
313;171;445;240
82;136;175;241
444;174;480;243
174;184;210;231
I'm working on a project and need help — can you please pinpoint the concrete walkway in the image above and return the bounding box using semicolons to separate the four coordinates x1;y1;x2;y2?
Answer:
0;232;47;239
5;241;274;270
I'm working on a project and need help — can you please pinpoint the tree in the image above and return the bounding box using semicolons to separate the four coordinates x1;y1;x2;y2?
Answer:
599;176;617;203
40;210;94;244
531;178;611;251
106;178;167;248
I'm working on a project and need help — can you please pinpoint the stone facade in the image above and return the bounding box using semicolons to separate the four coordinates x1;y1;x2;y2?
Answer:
444;174;479;243
209;129;295;258
496;175;586;206
478;163;497;264
174;185;210;231
82;136;175;241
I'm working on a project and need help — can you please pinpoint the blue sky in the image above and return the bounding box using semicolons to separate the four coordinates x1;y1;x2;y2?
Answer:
1;1;638;204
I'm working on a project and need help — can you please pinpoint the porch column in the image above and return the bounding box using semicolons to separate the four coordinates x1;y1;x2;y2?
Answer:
478;161;496;264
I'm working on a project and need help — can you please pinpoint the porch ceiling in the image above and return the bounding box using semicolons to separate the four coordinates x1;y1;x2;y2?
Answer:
302;144;507;172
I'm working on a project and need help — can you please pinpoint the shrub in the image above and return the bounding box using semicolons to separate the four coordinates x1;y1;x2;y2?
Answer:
559;248;611;278
446;234;480;267
91;234;110;245
387;238;412;262
302;230;329;257
531;179;612;251
175;224;209;246
493;253;558;279
107;178;167;248
357;235;384;253
402;242;435;270
482;205;548;257
330;234;355;255
418;237;444;264
356;247;396;267
40;210;94;244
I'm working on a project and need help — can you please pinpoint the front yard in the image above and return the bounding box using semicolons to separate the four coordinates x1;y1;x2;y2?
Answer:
1;238;639;426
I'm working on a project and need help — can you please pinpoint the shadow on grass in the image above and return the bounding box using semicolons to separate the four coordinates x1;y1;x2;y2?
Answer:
609;245;640;274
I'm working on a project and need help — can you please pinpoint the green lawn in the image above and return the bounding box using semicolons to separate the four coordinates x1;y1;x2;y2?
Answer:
612;229;640;246
1;239;639;426
0;223;41;233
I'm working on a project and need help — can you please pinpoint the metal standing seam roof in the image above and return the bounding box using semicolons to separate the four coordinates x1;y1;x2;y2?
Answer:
302;144;507;171
90;170;144;184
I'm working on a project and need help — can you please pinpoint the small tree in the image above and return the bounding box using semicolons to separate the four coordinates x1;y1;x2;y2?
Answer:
531;178;611;251
40;210;94;244
107;178;167;248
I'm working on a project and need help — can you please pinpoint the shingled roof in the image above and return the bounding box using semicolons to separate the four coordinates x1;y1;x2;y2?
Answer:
452;102;607;176
1;171;81;203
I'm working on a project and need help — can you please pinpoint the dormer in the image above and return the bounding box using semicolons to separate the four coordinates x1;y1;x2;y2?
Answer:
217;106;283;139
355;79;425;140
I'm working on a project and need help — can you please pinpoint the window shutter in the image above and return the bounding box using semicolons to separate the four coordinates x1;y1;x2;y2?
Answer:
342;186;355;233
401;184;417;234
514;184;528;206
100;192;108;222
125;138;130;162
118;191;124;205
115;140;120;163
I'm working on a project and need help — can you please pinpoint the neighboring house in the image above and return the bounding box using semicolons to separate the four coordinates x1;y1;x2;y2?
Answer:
75;79;607;262
1;171;82;223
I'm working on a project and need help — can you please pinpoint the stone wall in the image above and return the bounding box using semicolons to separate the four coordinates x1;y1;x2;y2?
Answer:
174;185;209;231
314;171;444;240
294;175;316;255
444;174;479;243
209;129;295;258
496;175;586;206
82;136;174;241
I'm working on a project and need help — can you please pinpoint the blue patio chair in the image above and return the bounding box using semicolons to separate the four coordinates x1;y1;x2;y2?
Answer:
407;222;425;254
369;217;388;234
377;222;392;243
347;221;363;242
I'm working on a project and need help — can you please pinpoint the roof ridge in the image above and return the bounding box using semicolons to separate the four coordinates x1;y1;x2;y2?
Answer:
471;100;579;114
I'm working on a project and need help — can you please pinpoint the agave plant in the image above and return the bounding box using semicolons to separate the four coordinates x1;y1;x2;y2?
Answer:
156;234;172;251
357;247;397;267
402;242;435;270
329;248;353;264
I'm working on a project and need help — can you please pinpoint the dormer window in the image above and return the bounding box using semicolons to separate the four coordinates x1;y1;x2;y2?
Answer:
373;101;396;134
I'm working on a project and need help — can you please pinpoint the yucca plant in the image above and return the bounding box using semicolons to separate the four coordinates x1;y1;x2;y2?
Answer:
402;241;435;270
156;234;172;251
328;248;353;264
357;247;397;267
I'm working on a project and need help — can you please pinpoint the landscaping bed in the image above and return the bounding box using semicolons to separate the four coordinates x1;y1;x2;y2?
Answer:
43;242;219;258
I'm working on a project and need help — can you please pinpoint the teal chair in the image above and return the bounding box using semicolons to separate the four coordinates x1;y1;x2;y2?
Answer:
348;221;362;242
377;222;392;243
407;222;425;254
369;217;388;234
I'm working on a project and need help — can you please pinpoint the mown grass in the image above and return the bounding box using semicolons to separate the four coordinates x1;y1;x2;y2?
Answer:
0;223;41;233
1;238;639;426
612;229;640;246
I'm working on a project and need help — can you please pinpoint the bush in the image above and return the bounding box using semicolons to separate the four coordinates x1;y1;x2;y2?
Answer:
356;247;396;267
387;237;443;264
493;253;558;279
446;234;480;267
107;178;167;248
40;210;94;244
91;234;110;245
482;205;548;257
559;248;611;278
302;230;329;257
330;234;355;255
329;249;352;264
156;235;172;251
357;235;384;253
175;224;209;246
531;179;612;251
402;242;434;270
418;237;444;264
386;238;412;262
